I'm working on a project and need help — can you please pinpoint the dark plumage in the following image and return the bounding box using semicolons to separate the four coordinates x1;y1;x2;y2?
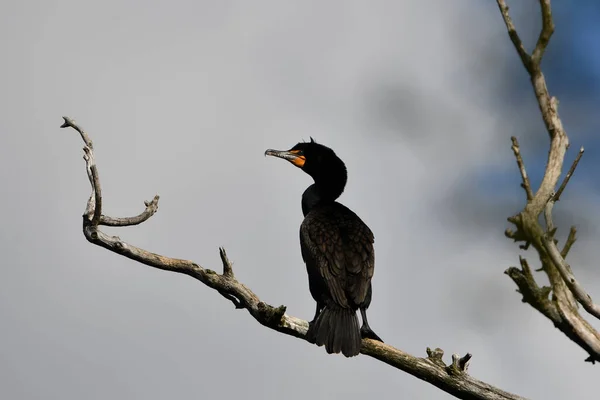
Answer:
265;138;382;357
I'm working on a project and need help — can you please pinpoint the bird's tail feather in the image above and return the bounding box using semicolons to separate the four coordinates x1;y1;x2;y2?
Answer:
307;305;361;357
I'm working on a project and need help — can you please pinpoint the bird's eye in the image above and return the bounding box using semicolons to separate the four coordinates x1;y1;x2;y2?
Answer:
290;149;303;156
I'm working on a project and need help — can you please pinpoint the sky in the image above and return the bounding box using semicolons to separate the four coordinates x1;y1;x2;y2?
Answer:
1;1;599;399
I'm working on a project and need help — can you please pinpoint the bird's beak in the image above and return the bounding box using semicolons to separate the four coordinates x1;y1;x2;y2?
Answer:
264;149;306;168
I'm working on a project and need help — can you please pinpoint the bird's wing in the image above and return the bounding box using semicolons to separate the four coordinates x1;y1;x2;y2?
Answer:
301;205;374;308
301;210;349;308
340;213;374;305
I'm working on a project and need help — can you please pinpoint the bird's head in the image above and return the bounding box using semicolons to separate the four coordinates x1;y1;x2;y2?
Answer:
265;137;342;177
265;138;347;198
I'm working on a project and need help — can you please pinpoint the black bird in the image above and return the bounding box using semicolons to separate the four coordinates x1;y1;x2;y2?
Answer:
265;138;382;357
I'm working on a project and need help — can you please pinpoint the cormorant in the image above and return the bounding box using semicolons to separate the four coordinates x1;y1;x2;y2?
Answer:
265;138;382;357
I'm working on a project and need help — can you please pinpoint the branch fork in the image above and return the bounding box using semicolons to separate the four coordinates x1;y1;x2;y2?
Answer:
498;0;600;363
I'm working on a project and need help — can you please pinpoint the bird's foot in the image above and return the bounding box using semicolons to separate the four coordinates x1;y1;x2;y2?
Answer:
360;325;383;343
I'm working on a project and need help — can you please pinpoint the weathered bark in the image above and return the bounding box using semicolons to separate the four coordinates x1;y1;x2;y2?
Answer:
498;0;600;363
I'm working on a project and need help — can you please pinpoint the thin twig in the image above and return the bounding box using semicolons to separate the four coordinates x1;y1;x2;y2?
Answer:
510;137;534;201
531;0;555;67
561;226;577;259
519;256;534;281
496;0;532;73
554;147;584;201
61;116;93;149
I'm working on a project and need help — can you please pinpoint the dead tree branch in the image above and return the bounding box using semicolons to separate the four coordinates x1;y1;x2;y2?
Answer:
510;137;534;201
98;196;160;227
554;147;585;202
497;0;600;363
60;116;527;400
542;235;600;320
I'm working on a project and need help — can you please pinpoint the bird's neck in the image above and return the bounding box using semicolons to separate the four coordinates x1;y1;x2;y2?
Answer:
302;185;321;216
302;170;347;216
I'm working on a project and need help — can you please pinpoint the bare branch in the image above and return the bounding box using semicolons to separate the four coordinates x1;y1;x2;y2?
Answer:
61;117;528;400
498;0;568;212
100;196;160;226
552;293;600;365
496;0;532;73
505;250;600;363
543;236;600;320
510;137;534;201
499;0;600;363
540;202;600;361
83;146;102;225
504;257;558;321
561;226;577;259
543;200;556;233
531;0;555;67
527;96;569;212
554;147;584;202
61;116;93;148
